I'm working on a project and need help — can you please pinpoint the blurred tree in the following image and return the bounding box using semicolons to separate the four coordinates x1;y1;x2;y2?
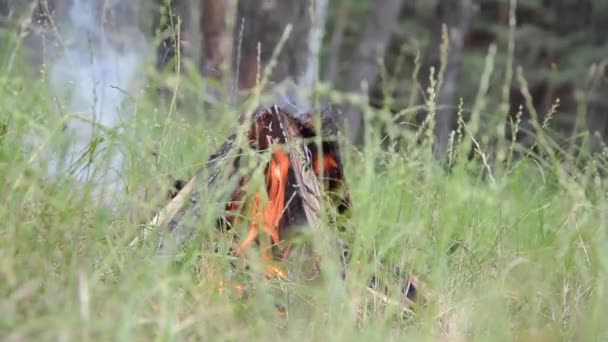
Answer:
234;0;311;90
426;0;474;159
3;0;608;151
200;0;235;81
0;0;10;22
368;0;608;152
324;0;349;85
339;0;405;143
299;0;328;93
154;0;188;71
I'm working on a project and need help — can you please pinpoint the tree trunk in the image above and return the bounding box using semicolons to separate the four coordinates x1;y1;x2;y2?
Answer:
155;0;197;71
177;0;201;65
0;0;10;21
234;0;311;90
298;0;328;94
430;0;474;159
339;0;405;144
325;0;349;85
200;0;236;81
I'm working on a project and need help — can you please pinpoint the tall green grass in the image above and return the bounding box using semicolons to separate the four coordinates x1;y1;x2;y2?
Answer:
2;23;608;342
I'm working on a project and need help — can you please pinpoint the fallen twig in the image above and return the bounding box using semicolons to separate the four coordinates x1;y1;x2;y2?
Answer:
128;172;200;247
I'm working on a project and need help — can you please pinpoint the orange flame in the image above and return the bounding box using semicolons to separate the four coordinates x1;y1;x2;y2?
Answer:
313;153;338;175
237;147;289;258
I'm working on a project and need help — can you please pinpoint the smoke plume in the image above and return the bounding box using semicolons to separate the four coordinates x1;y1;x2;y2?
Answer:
46;0;150;203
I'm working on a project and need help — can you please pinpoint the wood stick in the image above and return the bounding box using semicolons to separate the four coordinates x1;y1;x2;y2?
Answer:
128;172;199;247
365;287;415;316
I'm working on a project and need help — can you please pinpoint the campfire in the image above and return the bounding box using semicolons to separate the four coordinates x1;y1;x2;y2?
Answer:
129;104;421;313
130;105;350;272
220;105;351;269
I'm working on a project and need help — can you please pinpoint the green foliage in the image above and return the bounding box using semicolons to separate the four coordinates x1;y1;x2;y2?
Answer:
2;21;608;342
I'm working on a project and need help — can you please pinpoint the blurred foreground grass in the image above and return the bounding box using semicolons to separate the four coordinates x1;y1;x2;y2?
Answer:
1;32;608;341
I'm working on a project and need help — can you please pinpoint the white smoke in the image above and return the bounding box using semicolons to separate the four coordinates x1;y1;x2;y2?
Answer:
47;0;150;203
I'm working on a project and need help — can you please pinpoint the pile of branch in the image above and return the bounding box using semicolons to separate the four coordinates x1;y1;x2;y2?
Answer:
129;105;350;261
